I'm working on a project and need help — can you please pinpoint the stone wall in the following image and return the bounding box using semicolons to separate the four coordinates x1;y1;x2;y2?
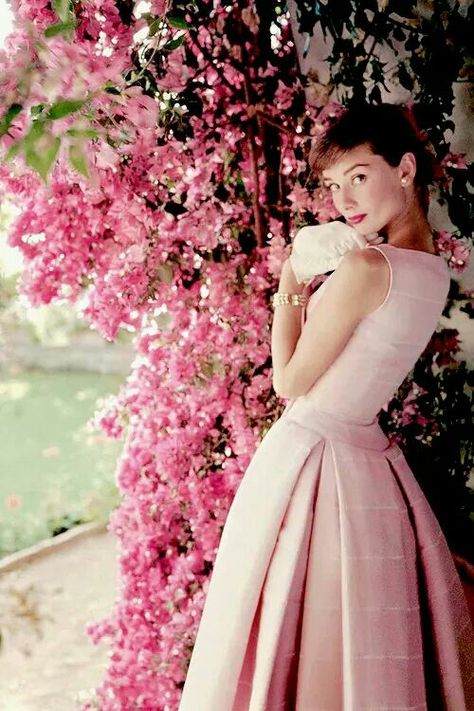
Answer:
0;329;134;375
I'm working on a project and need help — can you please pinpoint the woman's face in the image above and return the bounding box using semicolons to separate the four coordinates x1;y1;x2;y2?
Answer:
320;143;414;236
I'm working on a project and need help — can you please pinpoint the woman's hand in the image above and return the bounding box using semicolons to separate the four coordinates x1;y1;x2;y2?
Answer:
279;258;312;302
288;222;369;285
279;258;305;292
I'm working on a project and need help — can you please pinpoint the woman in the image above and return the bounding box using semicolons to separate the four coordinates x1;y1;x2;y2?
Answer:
178;102;474;710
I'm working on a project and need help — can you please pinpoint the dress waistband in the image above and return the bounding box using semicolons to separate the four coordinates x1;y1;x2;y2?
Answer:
281;399;390;452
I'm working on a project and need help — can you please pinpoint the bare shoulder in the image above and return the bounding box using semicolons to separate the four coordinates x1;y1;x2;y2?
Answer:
338;246;389;276
336;247;391;315
342;245;387;267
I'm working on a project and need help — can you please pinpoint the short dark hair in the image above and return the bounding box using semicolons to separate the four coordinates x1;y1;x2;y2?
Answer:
308;102;437;213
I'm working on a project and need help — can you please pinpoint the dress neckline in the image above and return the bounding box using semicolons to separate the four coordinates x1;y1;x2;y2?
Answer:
378;242;443;260
307;242;448;309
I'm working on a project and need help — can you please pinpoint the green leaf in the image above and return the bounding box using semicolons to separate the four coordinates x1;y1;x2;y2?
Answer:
0;104;22;138
4;141;23;161
104;85;121;95
156;263;174;283
30;104;46;117
23;119;47;148
69;142;89;177
25;134;61;181
47;99;85;120
149;18;162;36
168;16;189;29
165;35;185;51
44;21;76;38
66;128;98;139
52;0;72;22
397;63;414;91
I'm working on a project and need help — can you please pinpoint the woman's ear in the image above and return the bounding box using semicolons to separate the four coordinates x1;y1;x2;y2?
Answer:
398;151;417;184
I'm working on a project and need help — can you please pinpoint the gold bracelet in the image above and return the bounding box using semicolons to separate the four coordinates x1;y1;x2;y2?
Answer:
271;292;308;308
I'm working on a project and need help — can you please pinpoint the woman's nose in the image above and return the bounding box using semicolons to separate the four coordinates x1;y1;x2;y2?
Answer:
340;187;356;210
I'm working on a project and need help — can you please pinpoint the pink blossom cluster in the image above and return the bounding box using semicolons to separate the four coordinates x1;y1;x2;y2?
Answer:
0;4;310;707
434;230;471;273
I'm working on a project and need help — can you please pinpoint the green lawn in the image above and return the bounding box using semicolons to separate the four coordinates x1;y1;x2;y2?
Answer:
0;367;125;557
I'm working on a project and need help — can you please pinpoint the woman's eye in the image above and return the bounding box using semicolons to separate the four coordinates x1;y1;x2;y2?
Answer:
325;174;366;192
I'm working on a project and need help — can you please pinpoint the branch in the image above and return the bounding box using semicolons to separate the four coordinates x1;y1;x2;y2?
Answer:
243;74;264;248
255;109;294;135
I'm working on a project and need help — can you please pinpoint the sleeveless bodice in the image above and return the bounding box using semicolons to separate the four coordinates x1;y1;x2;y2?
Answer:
285;243;451;425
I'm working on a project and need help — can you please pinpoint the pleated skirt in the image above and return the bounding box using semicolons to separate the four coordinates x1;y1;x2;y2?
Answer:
178;403;474;710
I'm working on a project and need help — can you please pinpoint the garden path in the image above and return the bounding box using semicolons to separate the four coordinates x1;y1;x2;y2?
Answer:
0;525;117;711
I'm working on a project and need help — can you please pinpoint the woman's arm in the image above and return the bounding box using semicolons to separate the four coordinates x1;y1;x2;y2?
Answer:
271;259;310;397
272;250;384;399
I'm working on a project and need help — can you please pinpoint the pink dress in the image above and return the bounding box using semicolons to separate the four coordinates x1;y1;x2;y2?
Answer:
178;243;474;710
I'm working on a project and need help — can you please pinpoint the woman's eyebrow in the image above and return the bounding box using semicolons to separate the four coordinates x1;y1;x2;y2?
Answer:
322;162;370;182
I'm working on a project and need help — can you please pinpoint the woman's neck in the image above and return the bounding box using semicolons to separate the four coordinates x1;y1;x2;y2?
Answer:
381;201;435;252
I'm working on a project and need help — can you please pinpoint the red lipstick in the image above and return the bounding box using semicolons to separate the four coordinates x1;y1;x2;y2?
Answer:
347;214;367;224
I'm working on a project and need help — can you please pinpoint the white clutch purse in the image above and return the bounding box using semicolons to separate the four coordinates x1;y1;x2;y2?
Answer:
289;221;384;285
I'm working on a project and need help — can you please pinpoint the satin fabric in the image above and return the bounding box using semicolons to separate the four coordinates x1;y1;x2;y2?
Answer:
178;244;474;710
